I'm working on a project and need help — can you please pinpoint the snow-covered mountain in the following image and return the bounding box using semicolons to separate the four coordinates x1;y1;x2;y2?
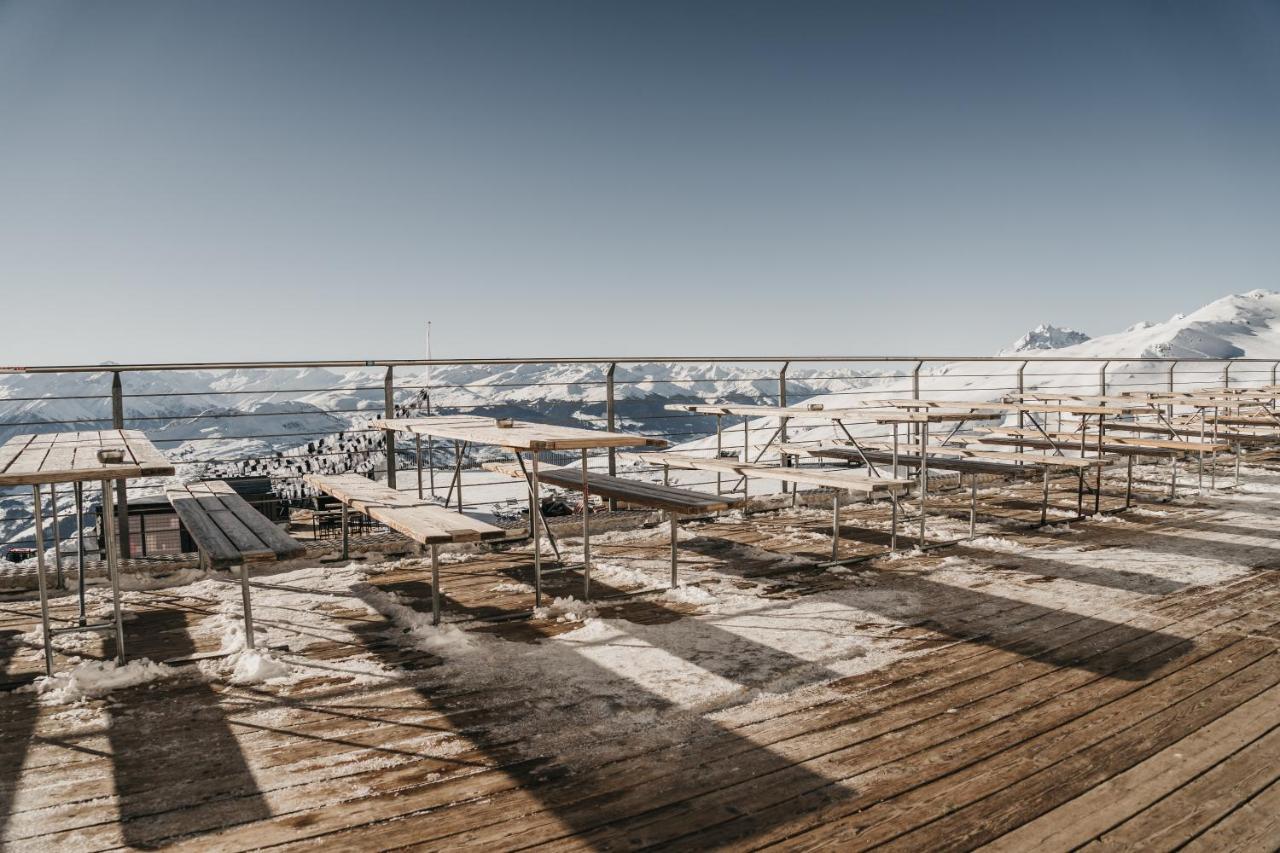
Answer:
999;324;1091;355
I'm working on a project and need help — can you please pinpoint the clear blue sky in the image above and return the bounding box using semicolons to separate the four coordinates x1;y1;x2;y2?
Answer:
2;1;1278;364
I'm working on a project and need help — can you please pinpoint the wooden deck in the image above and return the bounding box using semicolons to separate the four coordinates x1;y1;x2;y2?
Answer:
2;468;1280;850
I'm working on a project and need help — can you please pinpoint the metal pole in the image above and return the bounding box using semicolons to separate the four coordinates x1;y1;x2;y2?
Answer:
110;372;130;559
431;544;441;625
1041;467;1050;525
1094;414;1103;514
1167;361;1178;424
581;449;591;600
670;511;679;589
415;434;423;500
969;475;977;539
1017;360;1028;438
383;367;397;490
31;485;54;675
50;482;63;589
428;433;436;497
1126;455;1134;509
779;362;790;493
240;563;256;650
452;440;464;510
340;504;349;561
918;421;928;547
1222;361;1231;390
75;482;86;626
911;360;923;444
606;363;618;511
532;452;543;607
831;492;840;560
715;414;723;495
1099;361;1109;396
102;478;126;664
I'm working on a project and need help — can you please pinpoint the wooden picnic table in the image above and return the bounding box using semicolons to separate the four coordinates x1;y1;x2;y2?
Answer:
370;416;666;604
0;430;175;675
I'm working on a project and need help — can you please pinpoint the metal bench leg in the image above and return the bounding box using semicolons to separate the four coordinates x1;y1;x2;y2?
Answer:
1125;456;1134;509
917;422;929;548
50;483;63;590
670;512;679;589
31;485;54;676
581;449;591;601
341;504;349;561
75;482;86;627
431;544;441;626
102;478;126;665
240;563;256;650
831;492;840;561
1041;467;1050;525
890;494;899;553
969;475;977;539
532;453;543;607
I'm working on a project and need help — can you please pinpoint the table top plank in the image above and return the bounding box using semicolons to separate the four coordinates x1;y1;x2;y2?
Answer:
0;430;176;486
370;416;667;451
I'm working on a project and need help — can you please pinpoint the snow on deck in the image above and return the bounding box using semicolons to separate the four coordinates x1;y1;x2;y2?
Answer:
2;465;1280;850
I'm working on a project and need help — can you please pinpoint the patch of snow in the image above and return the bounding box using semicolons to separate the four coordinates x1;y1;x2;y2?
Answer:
25;658;176;705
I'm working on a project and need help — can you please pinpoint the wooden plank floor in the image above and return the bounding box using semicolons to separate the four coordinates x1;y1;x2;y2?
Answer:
1;467;1279;851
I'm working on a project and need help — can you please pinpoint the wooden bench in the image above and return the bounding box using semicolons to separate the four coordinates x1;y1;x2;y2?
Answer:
624;451;911;562
304;473;507;623
779;443;1046;478
167;480;307;649
483;461;742;588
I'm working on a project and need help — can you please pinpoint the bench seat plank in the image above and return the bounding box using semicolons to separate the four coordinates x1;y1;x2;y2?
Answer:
481;462;741;513
782;444;1044;477
626;452;911;494
167;481;305;569
304;473;506;545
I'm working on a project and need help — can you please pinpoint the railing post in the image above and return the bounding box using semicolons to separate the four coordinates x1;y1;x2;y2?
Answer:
606;363;617;511
111;371;130;559
1016;361;1027;429
1167;360;1178;422
1272;361;1278;387
383;366;397;489
911;360;923;441
778;361;790;491
1222;361;1231;389
1099;361;1109;396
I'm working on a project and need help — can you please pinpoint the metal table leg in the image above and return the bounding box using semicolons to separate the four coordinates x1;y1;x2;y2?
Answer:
430;544;441;625
50;483;63;590
670;512;679;588
831;492;840;561
969;475;977;539
75;482;86;627
101;478;126;665
415;434;423;499
917;422;929;547
240;563;256;650
581;449;591;601
1041;467;1050;525
31;485;54;676
340;504;350;561
532;452;543;607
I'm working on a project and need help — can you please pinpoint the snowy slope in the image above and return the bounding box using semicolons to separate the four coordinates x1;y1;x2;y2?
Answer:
671;289;1280;456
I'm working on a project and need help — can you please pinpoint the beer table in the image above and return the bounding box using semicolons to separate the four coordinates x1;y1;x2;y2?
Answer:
0;430;175;674
371;416;665;604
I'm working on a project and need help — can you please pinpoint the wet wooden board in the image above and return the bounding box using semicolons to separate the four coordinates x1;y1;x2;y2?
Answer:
0;429;175;486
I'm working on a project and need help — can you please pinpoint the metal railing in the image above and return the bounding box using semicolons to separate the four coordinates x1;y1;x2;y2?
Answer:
3;354;1277;554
